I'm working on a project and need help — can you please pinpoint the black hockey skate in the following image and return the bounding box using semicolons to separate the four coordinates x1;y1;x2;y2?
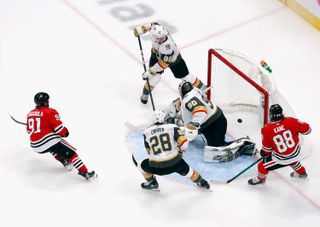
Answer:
290;172;308;179
141;178;159;191
248;177;265;185
78;171;97;180
196;178;211;190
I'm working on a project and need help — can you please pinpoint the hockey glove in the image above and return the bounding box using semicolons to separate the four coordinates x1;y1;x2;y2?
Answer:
184;122;199;141
142;68;156;80
260;149;271;158
188;121;200;129
134;26;145;37
134;23;152;37
142;71;151;80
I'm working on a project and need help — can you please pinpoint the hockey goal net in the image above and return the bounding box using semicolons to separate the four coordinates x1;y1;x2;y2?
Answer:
207;48;295;127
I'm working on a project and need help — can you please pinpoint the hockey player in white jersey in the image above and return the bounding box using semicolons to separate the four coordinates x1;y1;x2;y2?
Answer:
133;22;206;104
132;109;210;190
165;80;256;162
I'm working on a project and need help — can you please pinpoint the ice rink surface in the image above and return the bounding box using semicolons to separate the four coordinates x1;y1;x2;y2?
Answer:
0;0;319;227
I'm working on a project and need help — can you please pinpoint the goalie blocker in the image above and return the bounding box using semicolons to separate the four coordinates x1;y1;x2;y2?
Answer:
203;137;256;162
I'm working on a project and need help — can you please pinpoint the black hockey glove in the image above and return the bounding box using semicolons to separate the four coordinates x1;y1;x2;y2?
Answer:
260;149;271;158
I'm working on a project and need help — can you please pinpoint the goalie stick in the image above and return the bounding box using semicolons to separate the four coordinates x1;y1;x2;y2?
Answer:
211;157;263;184
9;114;26;126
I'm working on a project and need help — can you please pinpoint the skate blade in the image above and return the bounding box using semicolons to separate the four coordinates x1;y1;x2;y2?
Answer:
87;173;98;181
142;188;160;192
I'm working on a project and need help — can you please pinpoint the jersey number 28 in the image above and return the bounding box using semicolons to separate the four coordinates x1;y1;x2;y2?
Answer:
150;133;172;155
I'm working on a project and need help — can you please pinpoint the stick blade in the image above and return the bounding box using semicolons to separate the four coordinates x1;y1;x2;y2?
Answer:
210;179;228;185
124;121;143;133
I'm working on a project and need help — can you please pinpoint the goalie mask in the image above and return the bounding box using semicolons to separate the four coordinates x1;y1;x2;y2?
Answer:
151;25;168;44
34;92;50;107
269;104;284;122
178;80;193;98
153;109;166;124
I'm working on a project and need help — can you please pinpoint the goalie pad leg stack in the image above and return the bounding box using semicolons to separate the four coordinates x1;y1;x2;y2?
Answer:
203;137;256;162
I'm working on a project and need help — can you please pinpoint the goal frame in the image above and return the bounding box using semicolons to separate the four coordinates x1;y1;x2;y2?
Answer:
207;48;269;125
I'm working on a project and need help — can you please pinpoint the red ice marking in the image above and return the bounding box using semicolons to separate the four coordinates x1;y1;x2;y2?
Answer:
273;171;320;210
62;1;285;95
62;0;177;94
62;0;139;64
180;7;285;50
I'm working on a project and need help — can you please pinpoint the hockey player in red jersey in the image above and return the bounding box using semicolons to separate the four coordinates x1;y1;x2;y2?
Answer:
133;22;206;104
248;104;311;185
26;92;97;180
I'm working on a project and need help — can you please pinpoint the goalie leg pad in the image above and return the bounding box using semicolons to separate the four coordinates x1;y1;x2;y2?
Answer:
238;141;256;156
225;137;256;156
203;146;240;162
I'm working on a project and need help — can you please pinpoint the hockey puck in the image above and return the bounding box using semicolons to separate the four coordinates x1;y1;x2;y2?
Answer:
237;118;242;123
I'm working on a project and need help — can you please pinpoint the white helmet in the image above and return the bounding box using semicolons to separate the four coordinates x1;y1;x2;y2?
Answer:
151;25;168;44
153;109;167;124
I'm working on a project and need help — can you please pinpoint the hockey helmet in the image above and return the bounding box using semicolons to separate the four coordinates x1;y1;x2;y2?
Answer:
153;109;166;124
150;24;168;44
178;80;193;98
34;92;50;107
269;104;284;122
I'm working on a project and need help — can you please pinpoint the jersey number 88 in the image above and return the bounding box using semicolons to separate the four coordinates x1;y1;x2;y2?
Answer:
272;130;295;153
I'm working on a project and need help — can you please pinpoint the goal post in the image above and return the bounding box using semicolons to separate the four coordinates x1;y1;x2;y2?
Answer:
207;48;276;126
206;48;311;158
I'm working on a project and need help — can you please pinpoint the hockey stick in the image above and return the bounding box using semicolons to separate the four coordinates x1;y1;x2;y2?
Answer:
137;36;156;111
211;157;263;184
9;114;26;126
203;85;212;94
124;121;144;133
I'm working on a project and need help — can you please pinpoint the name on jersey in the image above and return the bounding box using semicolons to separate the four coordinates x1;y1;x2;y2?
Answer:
28;111;43;117
151;127;164;135
274;125;285;133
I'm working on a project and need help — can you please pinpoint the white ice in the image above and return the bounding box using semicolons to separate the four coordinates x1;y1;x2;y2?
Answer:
0;0;319;227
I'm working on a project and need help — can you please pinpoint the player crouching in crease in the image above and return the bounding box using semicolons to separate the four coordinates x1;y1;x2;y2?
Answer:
26;92;97;180
132;109;210;191
133;22;206;104
164;80;256;163
248;104;311;185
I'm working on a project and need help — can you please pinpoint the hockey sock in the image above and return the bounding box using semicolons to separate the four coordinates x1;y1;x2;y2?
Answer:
192;78;206;90
143;83;154;94
290;161;306;175
257;161;268;180
143;173;155;181
68;153;88;173
186;168;201;182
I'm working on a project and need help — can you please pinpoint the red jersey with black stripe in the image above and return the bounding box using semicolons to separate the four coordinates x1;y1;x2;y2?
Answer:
261;117;311;164
26;106;69;153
